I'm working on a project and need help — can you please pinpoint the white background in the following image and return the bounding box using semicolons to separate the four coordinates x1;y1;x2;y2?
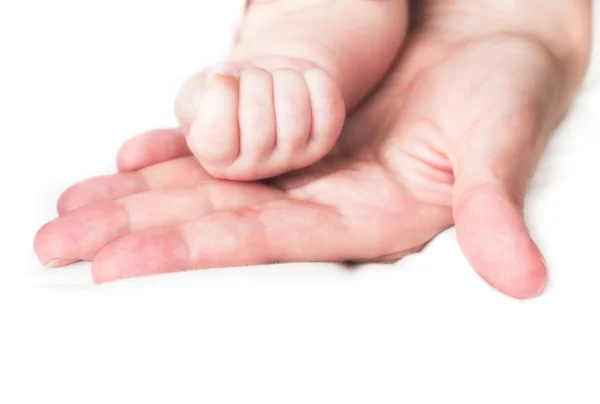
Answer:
1;1;599;403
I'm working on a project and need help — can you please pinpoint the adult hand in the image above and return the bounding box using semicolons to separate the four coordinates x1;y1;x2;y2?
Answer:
35;0;591;298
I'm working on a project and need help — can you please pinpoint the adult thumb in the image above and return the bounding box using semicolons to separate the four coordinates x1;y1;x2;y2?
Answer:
452;105;553;299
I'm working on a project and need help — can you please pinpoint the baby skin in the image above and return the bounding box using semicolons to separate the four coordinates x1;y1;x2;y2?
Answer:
174;0;408;180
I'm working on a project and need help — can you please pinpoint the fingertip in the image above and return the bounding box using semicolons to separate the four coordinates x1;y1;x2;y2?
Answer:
34;219;78;267
116;129;190;172
91;243;121;284
56;180;104;214
91;234;143;284
480;258;548;300
175;73;207;132
116;137;140;172
56;185;77;214
33;221;56;266
188;72;241;170
55;173;149;214
454;186;548;299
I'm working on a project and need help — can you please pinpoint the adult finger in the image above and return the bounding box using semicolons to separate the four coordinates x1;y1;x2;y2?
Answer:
36;182;282;266
57;157;211;213
390;36;569;298
117;128;191;172
448;39;564;299
92;199;368;283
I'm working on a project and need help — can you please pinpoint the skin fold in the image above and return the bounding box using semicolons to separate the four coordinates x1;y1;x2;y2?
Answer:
34;0;591;299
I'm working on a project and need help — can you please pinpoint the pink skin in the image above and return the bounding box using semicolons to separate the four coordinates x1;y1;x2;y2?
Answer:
34;0;591;299
175;0;408;181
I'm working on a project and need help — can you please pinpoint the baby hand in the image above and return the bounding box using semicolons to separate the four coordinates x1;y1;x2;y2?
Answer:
175;57;345;180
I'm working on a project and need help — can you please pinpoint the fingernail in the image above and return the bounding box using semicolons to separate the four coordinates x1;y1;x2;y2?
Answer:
532;255;549;297
46;259;79;268
208;63;240;79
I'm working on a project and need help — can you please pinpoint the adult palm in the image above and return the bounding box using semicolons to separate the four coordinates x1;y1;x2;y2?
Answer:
35;1;590;298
